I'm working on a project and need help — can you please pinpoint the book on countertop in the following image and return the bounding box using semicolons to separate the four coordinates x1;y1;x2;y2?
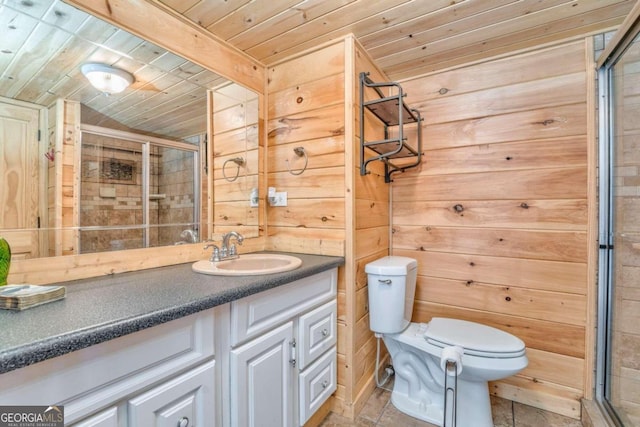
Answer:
0;284;66;311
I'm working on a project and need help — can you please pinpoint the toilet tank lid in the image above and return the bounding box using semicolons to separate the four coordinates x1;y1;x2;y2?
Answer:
365;256;418;275
424;317;525;354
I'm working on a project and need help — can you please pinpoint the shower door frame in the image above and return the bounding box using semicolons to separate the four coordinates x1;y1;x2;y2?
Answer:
597;12;640;426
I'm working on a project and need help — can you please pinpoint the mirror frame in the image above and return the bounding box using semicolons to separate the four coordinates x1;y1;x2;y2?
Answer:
8;0;267;285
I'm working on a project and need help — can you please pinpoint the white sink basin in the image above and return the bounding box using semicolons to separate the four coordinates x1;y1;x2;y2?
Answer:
192;254;302;276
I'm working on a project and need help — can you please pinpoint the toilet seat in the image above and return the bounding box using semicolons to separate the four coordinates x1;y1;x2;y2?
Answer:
423;318;526;358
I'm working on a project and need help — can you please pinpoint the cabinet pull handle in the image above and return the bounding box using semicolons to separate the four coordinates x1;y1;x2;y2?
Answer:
177;417;189;427
322;380;329;389
289;338;297;367
322;328;329;337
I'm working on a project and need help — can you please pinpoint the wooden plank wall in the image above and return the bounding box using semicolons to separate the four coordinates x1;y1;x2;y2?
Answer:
266;41;347;254
266;40;353;416
391;40;592;419
59;99;80;256
265;36;396;420
212;83;261;239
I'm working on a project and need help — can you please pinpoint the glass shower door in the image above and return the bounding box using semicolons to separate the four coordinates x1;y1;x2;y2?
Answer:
600;31;640;427
79;130;199;253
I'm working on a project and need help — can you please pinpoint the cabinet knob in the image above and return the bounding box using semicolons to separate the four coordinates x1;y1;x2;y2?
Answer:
322;328;329;337
322;380;329;389
177;417;189;427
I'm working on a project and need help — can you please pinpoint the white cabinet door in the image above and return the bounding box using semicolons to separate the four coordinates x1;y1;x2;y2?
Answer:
128;360;215;427
230;321;295;427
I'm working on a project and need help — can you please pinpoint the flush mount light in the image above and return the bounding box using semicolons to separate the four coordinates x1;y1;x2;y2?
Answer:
81;63;134;95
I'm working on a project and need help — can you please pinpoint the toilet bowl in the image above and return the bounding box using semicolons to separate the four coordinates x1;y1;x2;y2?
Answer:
366;256;528;427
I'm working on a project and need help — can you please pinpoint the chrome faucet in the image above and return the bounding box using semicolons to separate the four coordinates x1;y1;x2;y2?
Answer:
179;229;197;243
203;232;244;262
221;231;244;259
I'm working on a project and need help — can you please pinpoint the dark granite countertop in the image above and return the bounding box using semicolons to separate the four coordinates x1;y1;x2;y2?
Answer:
0;252;344;374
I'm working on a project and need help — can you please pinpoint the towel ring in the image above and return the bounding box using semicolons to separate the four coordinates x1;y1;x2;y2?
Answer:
222;157;244;182
286;146;308;176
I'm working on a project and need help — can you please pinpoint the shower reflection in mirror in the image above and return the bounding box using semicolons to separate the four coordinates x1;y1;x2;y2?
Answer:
79;126;200;253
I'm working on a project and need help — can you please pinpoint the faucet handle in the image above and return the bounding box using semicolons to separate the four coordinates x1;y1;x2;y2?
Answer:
229;243;237;256
210;246;220;262
203;242;221;262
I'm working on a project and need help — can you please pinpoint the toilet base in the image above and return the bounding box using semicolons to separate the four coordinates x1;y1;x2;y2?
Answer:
390;376;494;427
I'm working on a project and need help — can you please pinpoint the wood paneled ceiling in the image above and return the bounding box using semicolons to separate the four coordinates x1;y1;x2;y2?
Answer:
0;0;634;138
0;0;231;140
157;0;634;80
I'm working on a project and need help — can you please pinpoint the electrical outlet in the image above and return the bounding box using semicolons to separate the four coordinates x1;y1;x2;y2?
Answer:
272;191;287;207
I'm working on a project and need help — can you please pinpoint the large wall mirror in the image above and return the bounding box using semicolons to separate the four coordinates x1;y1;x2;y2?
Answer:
0;0;260;260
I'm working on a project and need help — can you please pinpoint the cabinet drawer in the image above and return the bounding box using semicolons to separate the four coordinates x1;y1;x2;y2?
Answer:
298;300;337;370
299;347;337;426
128;360;215;427
231;269;337;346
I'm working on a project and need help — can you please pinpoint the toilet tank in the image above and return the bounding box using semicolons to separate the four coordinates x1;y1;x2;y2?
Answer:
365;256;418;334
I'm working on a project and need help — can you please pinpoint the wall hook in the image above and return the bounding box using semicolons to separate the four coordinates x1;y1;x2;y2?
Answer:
222;157;244;182
286;146;308;176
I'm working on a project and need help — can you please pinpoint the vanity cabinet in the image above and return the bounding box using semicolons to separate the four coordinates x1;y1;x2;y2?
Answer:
229;269;338;426
0;267;338;427
0;307;219;426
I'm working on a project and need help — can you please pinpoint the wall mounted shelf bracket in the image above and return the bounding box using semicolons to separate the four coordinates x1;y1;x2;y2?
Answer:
359;72;423;183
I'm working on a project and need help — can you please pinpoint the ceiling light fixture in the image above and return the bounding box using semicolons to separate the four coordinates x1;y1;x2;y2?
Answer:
81;63;134;95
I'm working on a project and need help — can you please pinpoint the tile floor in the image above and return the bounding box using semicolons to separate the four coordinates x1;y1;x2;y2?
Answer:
319;382;584;427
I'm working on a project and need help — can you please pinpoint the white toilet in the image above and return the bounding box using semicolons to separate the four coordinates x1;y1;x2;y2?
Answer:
366;256;528;427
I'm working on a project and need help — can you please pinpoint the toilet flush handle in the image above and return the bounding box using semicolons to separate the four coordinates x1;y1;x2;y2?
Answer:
378;279;392;285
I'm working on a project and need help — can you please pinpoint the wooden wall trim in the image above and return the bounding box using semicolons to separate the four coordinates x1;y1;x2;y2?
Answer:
344;35;357;409
65;0;265;93
584;36;599;401
7;237;266;284
53;99;64;255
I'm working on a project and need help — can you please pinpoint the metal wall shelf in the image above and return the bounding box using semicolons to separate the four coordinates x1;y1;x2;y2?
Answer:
359;72;423;183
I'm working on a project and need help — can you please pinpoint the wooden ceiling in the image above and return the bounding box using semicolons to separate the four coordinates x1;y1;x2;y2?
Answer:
0;0;635;138
0;0;231;140
157;0;635;80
